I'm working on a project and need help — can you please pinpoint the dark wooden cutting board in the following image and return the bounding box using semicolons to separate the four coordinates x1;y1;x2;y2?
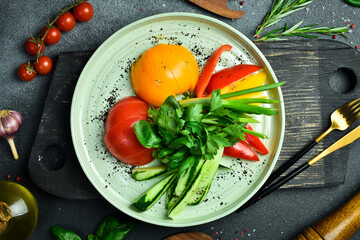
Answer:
28;40;360;200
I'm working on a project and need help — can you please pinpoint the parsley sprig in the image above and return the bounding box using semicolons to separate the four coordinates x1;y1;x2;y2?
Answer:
255;0;313;37
255;21;350;42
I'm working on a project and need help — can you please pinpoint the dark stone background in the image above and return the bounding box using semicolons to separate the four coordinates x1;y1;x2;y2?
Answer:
0;1;360;239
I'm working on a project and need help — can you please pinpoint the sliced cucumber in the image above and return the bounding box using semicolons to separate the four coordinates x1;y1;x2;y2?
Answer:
166;158;204;209
167;147;224;219
165;181;176;209
132;166;172;181
132;173;176;212
188;147;224;205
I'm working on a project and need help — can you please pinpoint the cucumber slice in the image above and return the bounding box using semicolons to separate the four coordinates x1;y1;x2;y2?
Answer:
188;147;224;205
167;158;204;209
167;147;224;219
132;173;176;212
132;166;172;181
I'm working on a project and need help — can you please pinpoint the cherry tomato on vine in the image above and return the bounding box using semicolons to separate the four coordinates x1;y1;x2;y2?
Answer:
17;63;36;82
56;12;76;31
34;56;53;75
25;38;45;56
41;27;61;45
73;2;94;22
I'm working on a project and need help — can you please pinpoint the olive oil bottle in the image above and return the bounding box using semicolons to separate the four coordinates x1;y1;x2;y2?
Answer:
0;181;38;240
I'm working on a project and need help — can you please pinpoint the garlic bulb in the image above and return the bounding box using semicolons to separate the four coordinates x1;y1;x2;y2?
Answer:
0;110;22;160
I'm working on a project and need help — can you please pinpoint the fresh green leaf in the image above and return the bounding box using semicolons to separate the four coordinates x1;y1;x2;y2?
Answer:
159;95;183;118
167;148;189;161
223;124;246;141
205;132;220;157
185;104;203;122
211;132;233;147
210;89;222;111
156;147;176;158
87;234;100;240
133;120;162;148
50;226;81;240
169;136;195;149
94;216;135;240
185;121;204;135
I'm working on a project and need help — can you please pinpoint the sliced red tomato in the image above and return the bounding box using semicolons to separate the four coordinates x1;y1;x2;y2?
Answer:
105;96;149;132
104;97;153;166
196;44;232;98
224;140;259;161
205;64;262;94
245;124;268;155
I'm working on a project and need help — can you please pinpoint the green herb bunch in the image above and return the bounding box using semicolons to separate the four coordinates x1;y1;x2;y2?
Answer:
255;0;349;41
255;0;313;37
134;84;283;175
256;21;349;42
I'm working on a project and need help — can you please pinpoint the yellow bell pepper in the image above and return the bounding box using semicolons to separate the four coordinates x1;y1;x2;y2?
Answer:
220;71;267;100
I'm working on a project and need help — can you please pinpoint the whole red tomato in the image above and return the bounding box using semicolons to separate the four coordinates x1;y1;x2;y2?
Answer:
56;12;76;31
105;96;149;132
25;38;45;56
73;2;94;22
104;97;154;166
18;63;36;82
41;27;61;45
34;56;53;75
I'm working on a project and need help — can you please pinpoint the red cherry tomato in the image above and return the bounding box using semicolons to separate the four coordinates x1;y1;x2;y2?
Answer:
34;56;53;75
56;12;76;31
73;2;94;22
104;97;153;166
25;38;45;56
224;140;259;161
17;63;36;82
41;27;61;45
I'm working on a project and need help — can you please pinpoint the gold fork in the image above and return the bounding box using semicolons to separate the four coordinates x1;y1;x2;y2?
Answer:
316;97;360;142
237;97;360;213
262;97;360;188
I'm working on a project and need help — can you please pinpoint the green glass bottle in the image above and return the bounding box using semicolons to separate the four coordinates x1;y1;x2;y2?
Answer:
0;181;38;240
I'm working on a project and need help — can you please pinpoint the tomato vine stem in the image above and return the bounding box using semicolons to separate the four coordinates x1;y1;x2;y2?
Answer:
35;0;89;61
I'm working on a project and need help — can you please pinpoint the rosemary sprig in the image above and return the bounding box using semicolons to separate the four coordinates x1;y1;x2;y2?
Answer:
255;0;313;37
255;21;350;42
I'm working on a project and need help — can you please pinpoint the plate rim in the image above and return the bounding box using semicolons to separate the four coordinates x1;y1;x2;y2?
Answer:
70;12;285;227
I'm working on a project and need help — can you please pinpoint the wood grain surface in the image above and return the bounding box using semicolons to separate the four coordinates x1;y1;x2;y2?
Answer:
256;40;360;188
27;40;360;199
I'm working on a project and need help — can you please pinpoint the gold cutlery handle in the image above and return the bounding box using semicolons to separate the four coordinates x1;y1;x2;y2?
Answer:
315;126;334;143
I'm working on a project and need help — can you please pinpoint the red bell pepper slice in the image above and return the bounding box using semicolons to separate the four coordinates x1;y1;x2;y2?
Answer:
224;140;259;161
245;124;268;155
196;44;232;98
205;64;262;93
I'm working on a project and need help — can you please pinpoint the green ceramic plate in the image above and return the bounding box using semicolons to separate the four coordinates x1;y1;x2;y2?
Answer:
71;12;285;227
